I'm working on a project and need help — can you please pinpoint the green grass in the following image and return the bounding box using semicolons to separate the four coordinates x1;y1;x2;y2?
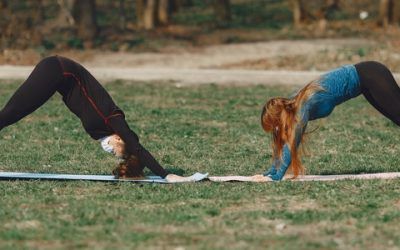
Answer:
1;81;400;249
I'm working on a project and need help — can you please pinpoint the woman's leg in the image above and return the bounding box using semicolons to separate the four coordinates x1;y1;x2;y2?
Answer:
355;61;400;126
0;56;64;130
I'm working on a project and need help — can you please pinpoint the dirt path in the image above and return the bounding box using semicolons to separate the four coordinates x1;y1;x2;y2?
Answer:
83;38;372;69
1;38;399;85
0;65;325;85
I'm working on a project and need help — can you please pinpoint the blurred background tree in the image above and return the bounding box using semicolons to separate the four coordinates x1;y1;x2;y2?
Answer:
73;0;98;47
291;0;341;31
213;0;231;27
136;0;170;30
0;0;398;51
378;0;399;28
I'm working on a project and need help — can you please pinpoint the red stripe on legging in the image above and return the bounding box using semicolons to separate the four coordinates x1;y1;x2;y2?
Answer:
106;113;123;120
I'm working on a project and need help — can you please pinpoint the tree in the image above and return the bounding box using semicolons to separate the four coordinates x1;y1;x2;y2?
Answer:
136;0;145;29
136;0;170;30
119;0;126;31
31;0;46;44
0;0;10;48
378;0;398;28
143;0;156;29
1;0;46;48
291;0;306;28
315;0;340;31
170;0;192;13
73;0;98;46
158;0;169;25
212;0;231;27
290;0;340;30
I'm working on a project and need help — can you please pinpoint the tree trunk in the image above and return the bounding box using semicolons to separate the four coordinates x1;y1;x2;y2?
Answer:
143;0;156;30
73;0;98;45
158;0;169;25
291;0;312;28
119;0;126;31
394;0;400;25
213;0;231;26
387;0;396;24
291;0;303;28
0;0;9;48
316;0;340;32
378;0;391;27
137;0;170;30
32;0;45;44
136;0;145;29
58;0;75;26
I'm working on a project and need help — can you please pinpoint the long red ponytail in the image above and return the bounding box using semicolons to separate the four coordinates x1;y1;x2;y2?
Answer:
261;82;322;178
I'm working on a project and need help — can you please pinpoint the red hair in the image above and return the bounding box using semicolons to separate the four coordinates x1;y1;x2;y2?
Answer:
261;82;322;178
112;155;144;179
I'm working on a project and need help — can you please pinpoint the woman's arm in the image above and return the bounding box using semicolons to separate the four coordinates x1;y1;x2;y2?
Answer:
107;115;169;178
264;157;279;176
268;144;291;180
266;108;309;181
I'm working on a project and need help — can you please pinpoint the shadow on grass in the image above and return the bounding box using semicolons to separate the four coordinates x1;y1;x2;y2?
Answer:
165;167;186;176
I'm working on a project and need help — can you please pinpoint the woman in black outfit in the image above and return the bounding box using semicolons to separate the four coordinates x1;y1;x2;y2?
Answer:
0;56;184;181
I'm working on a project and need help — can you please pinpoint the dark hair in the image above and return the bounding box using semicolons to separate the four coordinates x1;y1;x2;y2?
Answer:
112;155;144;178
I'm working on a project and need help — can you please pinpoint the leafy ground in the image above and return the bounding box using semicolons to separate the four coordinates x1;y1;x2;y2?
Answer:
1;81;400;249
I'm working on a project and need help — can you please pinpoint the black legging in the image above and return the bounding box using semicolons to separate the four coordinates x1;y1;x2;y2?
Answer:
0;57;64;129
355;61;400;126
0;56;168;177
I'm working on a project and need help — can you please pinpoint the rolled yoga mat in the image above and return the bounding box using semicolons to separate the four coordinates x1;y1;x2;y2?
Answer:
208;172;400;182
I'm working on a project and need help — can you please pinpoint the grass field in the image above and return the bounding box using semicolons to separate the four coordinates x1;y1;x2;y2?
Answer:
1;81;400;249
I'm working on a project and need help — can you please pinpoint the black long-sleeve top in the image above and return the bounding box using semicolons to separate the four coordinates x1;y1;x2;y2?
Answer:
56;56;168;177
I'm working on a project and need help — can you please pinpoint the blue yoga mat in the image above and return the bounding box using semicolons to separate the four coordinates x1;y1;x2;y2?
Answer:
0;171;209;183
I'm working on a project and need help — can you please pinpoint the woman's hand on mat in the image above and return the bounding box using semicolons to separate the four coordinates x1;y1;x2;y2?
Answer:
268;173;284;181
263;166;277;177
251;174;272;182
165;174;189;183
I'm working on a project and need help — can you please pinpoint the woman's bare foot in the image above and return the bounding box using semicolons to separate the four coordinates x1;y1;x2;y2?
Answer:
165;174;190;183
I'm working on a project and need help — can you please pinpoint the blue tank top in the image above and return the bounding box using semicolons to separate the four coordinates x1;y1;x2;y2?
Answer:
265;65;361;180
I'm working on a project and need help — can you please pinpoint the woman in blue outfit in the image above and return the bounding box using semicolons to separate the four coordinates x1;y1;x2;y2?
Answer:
261;61;399;181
